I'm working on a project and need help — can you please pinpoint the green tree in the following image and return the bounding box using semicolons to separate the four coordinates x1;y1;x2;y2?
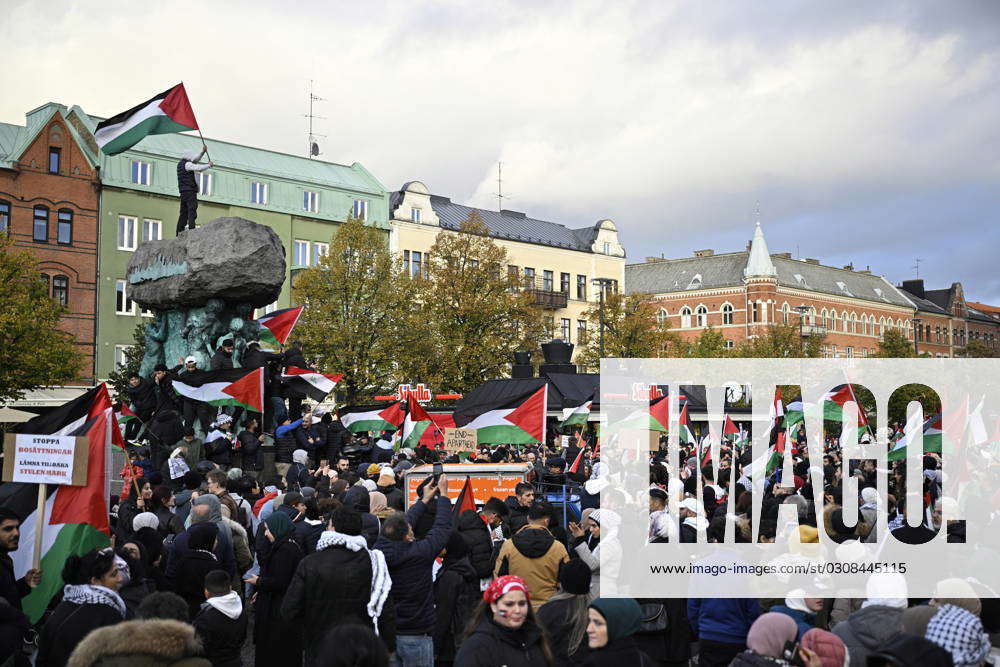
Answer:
961;339;995;358
408;212;547;394
575;292;682;371
107;323;146;400
0;237;82;403
886;383;941;427
680;326;730;358
876;328;916;358
734;324;824;358
293;217;417;403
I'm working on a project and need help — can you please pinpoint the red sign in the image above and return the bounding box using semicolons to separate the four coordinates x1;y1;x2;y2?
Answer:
398;384;432;402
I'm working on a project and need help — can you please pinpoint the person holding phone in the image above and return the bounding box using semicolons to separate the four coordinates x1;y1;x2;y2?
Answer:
730;613;823;667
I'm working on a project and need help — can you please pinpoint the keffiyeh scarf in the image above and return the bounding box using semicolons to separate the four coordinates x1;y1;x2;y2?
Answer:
317;530;391;634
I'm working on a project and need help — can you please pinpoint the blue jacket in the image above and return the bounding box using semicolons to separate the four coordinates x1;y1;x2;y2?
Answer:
769;605;815;641
375;496;453;635
687;598;760;644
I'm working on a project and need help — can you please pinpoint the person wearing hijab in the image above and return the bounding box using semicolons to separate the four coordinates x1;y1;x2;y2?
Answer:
174;522;220;619
731;612;823;666
571;509;622;600
799;629;848;667
368;491;392;520
454;575;553;666
582;597;649;665
176;144;212;235
769;591;823;640
247;511;304;666
833;573;907;667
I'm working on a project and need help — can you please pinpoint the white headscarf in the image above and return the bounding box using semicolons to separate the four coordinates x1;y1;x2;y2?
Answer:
132;512;160;532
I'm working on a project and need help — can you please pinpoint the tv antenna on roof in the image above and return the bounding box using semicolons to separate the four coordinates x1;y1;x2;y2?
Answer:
912;258;922;278
496;161;511;211
304;80;326;158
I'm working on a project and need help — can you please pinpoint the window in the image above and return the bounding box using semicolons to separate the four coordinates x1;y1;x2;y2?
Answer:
722;303;734;325
751;301;759;323
293;240;310;267
560;318;571;341
115;280;134;315
196;171;213;196
680;307;692;328
577;320;588;343
142;218;161;243
782;303;790;325
48;147;60;174
0;200;9;236
831;344;838;357
696;305;708;328
130;160;150;185
353;199;368;220
411;208;421;223
57;209;72;244
117;215;137;250
603;241;611;254
251;181;268;205
657;308;669;327
725;340;735;349
48;274;68;307
114;345;133;370
543;270;554;291
846;346;854;358
33;206;48;241
303;190;319;213
524;267;535;289
312;242;328;266
576;275;587;300
408;251;423;278
560;272;570;293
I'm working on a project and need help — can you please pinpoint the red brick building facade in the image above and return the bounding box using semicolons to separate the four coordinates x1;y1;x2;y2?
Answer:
0;104;100;380
626;223;1000;358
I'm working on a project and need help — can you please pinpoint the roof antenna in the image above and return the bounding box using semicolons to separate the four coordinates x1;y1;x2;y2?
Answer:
496;161;511;211
304;80;326;158
912;258;922;278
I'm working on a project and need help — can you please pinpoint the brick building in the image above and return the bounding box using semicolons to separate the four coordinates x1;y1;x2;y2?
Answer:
0;103;100;380
899;281;1000;356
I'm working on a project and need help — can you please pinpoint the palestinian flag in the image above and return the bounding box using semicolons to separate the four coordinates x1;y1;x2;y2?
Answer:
765;429;788;476
821;385;870;427
256;307;303;349
94;84;199;156
723;416;740;442
452;476;477;518
402;393;438;449
455;385;547;445
784;400;806;428
2;385;117;622
171;368;264;412
116;403;138;427
567;447;585;474
889;412;943;461
559;396;593;428
281;367;342;402
615;394;670;433
339;402;404;433
678;401;695;444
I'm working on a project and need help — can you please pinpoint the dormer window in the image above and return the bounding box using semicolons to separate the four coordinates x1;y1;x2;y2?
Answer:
411;208;421;223
603;242;611;255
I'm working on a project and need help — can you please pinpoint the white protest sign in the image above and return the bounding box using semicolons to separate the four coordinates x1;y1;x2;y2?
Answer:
3;434;88;486
168;457;190;480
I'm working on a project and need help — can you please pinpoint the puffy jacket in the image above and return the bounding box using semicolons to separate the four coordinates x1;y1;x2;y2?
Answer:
686;598;759;644
454;614;549;667
274;418;302;464
193;596;247;667
210;349;234;370
62;618;210;667
375;496;453;635
494;525;569;608
832;604;903;667
456;509;494;579
432;555;479;662
36;599;124;667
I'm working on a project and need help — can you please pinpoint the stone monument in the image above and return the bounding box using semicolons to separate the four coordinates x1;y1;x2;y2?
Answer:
126;217;286;377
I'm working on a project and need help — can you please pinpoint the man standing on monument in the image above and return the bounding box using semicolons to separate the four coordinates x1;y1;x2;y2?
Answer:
176;144;213;236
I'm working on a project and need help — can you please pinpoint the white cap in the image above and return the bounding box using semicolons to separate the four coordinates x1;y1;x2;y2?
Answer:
679;498;700;514
185;356;197;364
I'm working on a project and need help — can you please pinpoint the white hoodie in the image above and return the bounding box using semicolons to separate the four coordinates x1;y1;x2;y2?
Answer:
205;591;242;619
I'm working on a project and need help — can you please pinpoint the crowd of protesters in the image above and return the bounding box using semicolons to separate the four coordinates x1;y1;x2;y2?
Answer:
3;366;1000;666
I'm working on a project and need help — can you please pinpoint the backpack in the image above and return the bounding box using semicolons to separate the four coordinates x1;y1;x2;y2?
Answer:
638;602;669;633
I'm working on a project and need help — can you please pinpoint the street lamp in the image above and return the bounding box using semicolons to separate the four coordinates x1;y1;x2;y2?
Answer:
912;317;922;356
591;278;615;359
794;304;810;355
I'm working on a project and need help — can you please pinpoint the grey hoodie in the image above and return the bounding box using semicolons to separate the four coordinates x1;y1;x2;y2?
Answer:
174;489;195;524
832;604;903;667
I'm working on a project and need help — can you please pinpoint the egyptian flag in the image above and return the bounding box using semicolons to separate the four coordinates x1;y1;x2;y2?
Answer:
282;367;342;402
2;385;117;622
95;84;199;156
171;368;264;412
452;476;477;518
256;307;303;349
339;402;405;433
455;385;547;445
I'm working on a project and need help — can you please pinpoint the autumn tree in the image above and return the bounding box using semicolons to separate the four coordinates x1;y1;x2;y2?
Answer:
407;212;546;394
107;323;146;399
575;291;682;371
293;216;417;403
875;329;916;358
961;339;995;358
0;237;82;403
679;326;730;358
734;323;824;358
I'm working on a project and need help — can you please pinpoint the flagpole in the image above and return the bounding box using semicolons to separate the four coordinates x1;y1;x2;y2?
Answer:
196;129;212;164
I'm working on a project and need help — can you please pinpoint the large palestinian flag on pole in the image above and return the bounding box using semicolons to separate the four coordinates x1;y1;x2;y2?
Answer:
256;307;303;349
401;393;438;449
171;368;264;412
1;385;118;622
94;84;199;156
821;384;870;427
339;402;405;434
455;385;548;445
558;393;593;428
281;367;342;403
888;412;943;461
614;393;671;433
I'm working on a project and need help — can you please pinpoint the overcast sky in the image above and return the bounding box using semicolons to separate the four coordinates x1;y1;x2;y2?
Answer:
4;1;999;300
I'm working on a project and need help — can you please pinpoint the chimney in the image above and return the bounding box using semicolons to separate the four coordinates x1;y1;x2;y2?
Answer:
805;258;820;265
511;350;533;379
693;249;714;258
843;263;854;271
539;339;576;376
901;279;926;299
859;269;871;275
774;252;792;259
645;256;665;263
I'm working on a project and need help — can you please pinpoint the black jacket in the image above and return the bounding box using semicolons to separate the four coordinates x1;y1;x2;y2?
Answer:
580;637;651;666
174;549;221;620
324;420;350;462
504;496;531;534
237;430;261;468
293;519;325;554
254;536;304;658
285;462;313;492
127;377;157;416
177;158;198;194
433;556;479;662
275;429;297;464
204;433;233;467
537;596;589;666
454;614;549;667
0;552;30;661
210;348;235;370
193;601;248;667
281;540;396;663
374;496;453;635
36;600;123;667
242;348;282;370
377;483;404;512
456;510;494;579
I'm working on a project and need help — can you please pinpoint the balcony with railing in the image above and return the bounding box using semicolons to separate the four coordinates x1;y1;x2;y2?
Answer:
799;323;828;336
522;277;568;309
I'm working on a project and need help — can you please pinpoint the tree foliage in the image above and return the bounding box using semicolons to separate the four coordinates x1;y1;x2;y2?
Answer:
575;292;682;371
406;213;547;394
734;324;825;358
293;217;416;404
107;323;146;400
0;237;83;403
876;328;916;358
962;339;995;358
678;326;730;358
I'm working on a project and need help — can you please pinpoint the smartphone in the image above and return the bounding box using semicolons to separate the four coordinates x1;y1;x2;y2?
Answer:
433;462;443;484
781;641;805;667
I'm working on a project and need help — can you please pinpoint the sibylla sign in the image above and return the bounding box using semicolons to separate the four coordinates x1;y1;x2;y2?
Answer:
599;358;1000;599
